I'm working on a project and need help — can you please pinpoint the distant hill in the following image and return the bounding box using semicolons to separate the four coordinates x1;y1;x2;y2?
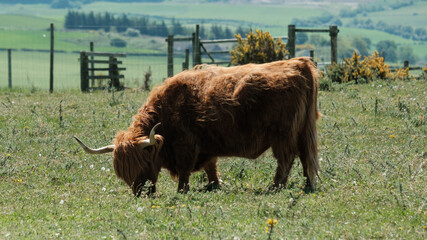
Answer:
0;0;164;3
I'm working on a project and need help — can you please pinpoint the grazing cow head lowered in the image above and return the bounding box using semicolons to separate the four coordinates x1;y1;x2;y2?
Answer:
75;57;320;196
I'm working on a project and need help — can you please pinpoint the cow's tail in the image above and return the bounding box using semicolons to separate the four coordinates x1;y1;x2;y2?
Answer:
300;58;321;189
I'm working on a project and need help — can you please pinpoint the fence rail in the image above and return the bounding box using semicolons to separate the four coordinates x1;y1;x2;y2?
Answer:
80;51;126;92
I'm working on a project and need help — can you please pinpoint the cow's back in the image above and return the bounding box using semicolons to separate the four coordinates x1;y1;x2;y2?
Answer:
147;58;318;158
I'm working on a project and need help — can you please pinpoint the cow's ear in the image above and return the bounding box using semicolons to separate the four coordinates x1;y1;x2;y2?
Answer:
154;134;164;148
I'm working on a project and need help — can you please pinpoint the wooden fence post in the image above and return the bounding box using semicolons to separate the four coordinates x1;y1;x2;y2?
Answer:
329;25;339;64
183;48;189;70
8;49;11;89
109;56;120;89
80;51;89;92
194;24;201;66
167;35;174;77
287;24;296;59
49;23;54;93
90;41;94;88
404;60;409;69
309;50;314;60
191;32;196;66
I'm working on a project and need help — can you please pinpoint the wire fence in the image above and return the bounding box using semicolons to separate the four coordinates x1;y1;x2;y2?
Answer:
0;25;191;91
0;50;183;91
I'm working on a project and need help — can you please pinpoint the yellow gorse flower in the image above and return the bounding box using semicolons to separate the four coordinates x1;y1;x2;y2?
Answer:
327;50;408;83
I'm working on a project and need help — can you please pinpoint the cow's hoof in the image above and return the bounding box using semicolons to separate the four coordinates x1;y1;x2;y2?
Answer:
204;182;220;192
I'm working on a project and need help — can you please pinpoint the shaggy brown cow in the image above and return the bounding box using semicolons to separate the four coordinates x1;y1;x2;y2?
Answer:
75;57;320;196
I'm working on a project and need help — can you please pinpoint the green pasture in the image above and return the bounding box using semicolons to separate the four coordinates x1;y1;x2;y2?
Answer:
0;14;63;31
0;78;426;239
0;4;66;25
361;1;427;29
0;29;166;54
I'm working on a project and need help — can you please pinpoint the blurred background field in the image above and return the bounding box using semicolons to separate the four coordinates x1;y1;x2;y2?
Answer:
0;0;426;90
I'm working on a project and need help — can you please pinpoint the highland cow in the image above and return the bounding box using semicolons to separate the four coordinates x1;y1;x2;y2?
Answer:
74;57;320;196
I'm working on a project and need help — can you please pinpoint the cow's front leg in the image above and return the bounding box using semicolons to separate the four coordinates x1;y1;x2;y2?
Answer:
177;172;190;193
174;142;198;193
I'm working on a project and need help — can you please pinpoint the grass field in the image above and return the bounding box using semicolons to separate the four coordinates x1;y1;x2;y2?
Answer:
0;77;425;239
361;1;427;29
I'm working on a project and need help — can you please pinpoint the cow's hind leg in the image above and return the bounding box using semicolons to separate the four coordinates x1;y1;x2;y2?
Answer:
203;157;220;191
271;144;296;189
298;118;320;191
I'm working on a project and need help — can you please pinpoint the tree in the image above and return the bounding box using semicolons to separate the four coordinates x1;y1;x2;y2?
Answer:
376;40;397;62
86;11;96;29
171;18;185;36
309;34;329;47
401;26;414;39
64;10;76;29
337;37;354;59
103;12;112;32
414;27;427;41
224;27;233;39
157;21;169;37
211;25;223;39
398;46;417;64
352;37;370;57
296;32;308;44
116;14;130;32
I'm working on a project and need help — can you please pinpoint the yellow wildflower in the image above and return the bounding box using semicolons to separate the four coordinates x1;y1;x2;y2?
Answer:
267;218;277;225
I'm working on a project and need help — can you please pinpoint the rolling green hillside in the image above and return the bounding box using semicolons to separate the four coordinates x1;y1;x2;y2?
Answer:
0;0;425;89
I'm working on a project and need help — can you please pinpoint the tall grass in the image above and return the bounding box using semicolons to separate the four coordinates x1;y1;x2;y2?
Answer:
0;77;425;239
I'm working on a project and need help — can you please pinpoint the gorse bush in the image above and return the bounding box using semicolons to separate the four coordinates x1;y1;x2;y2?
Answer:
326;51;410;83
230;29;289;65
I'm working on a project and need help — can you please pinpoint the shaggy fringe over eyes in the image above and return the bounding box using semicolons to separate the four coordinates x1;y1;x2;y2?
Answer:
113;132;163;188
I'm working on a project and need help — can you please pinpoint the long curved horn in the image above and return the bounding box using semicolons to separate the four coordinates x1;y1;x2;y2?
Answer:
74;136;115;154
138;122;161;149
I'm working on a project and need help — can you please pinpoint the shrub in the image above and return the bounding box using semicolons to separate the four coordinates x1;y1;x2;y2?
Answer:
230;29;288;65
110;38;127;48
125;28;140;37
326;51;409;83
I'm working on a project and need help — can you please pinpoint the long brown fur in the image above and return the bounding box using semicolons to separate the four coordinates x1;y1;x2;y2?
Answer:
112;57;320;194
